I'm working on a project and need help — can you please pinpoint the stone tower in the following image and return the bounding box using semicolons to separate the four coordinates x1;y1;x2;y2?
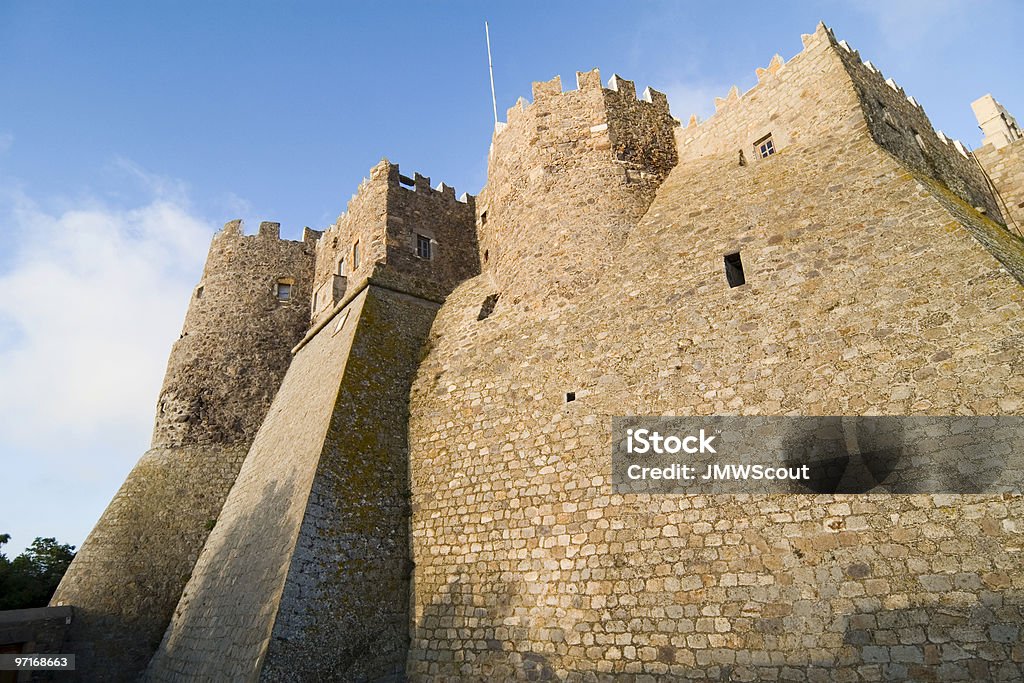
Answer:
144;161;478;682
973;94;1023;149
479;69;677;302
50;221;317;681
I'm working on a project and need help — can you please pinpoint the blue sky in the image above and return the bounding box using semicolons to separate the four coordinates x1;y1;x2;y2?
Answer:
0;1;1021;555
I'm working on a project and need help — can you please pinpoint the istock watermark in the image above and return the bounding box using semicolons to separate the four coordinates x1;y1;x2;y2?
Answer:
612;416;1024;494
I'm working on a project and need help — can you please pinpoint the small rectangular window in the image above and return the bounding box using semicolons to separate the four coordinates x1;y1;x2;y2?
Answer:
416;234;432;260
912;129;927;151
352;241;360;269
754;134;775;159
338;258;346;276
724;252;745;288
276;283;292;301
195;285;204;299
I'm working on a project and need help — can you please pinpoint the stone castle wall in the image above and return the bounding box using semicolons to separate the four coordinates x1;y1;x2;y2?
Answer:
50;221;317;682
404;23;1024;681
976;136;1024;234
478;68;676;303
39;19;1024;683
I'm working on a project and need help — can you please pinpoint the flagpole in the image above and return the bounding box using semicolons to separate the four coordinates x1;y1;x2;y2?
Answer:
485;21;498;126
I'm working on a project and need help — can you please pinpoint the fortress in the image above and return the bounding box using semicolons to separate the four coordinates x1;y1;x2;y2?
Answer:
27;22;1024;681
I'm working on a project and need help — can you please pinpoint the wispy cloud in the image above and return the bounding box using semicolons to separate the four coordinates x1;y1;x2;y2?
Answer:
0;133;13;154
0;164;214;553
845;0;977;49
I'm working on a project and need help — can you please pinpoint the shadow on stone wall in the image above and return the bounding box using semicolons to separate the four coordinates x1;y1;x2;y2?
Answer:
414;574;558;681
145;475;300;681
840;591;1024;681
413;575;1023;681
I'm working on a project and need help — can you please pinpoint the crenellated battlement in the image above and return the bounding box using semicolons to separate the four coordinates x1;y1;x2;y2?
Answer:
683;23;832;130
215;218;321;245
385;162;472;204
497;68;671;140
674;21;999;219
314;159;474;255
833;33;973;159
828;26;1002;218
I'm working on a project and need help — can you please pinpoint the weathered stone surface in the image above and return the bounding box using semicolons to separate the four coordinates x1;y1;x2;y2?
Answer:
47;20;1024;683
405;23;1024;681
49;223;316;682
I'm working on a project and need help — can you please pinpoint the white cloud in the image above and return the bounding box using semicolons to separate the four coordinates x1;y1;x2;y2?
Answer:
0;167;214;552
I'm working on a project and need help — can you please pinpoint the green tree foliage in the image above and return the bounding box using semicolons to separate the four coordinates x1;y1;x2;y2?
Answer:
0;534;76;610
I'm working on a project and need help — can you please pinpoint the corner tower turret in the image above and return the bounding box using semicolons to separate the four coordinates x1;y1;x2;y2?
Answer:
480;69;677;302
972;95;1024;232
973;94;1023;149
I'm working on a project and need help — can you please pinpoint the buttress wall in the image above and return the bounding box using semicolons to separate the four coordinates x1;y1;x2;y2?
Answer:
50;221;316;682
479;68;677;303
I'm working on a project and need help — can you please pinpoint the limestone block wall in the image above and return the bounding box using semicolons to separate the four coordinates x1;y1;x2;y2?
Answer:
479;68;676;303
975;136;1024;233
406;72;1024;680
50;220;316;682
147;285;441;682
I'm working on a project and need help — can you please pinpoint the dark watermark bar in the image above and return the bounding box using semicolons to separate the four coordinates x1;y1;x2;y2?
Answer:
611;416;1024;494
0;654;75;671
